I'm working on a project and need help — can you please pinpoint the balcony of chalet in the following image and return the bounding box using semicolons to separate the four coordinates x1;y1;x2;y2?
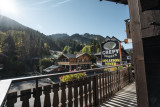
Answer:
0;64;136;107
58;61;92;65
58;53;92;66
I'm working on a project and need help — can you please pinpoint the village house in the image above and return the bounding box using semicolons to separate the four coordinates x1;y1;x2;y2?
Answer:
58;53;92;71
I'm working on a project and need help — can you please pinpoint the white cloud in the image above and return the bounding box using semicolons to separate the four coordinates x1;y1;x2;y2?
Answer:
56;0;72;5
52;0;72;7
34;0;52;5
36;24;43;29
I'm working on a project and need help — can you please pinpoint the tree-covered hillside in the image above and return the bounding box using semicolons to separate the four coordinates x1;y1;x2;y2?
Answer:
0;15;104;78
49;33;104;45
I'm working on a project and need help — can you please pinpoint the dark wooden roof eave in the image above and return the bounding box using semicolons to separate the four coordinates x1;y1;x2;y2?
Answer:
101;0;128;5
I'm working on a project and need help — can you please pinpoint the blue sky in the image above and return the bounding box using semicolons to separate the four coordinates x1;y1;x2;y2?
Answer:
0;0;132;49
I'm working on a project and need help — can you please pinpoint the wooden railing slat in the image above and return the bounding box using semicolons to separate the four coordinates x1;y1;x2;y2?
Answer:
99;74;103;104
105;73;108;100
73;80;78;107
101;74;104;102
83;78;88;107
7;92;17;107
79;78;84;107
43;85;51;107
53;84;59;107
20;89;31;107
88;77;92;107
61;82;66;107
33;87;42;107
67;81;73;107
103;73;106;101
109;72;111;98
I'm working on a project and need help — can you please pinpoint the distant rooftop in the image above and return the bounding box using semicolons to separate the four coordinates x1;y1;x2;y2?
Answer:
43;65;61;73
60;53;91;59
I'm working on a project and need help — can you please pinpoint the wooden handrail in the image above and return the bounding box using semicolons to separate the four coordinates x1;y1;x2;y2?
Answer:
0;63;131;107
0;80;12;107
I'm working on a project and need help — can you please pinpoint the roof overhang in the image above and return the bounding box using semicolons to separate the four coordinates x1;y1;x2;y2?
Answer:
100;0;128;5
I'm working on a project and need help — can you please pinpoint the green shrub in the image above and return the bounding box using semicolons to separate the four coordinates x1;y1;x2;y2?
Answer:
126;64;132;67
113;66;123;71
59;73;87;82
39;58;53;68
104;69;110;72
118;66;123;69
113;67;117;71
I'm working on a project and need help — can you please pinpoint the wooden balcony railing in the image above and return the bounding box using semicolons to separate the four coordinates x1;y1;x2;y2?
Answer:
58;61;92;65
0;64;134;107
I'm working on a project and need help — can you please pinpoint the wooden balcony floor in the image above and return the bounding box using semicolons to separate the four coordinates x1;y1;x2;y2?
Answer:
98;82;137;107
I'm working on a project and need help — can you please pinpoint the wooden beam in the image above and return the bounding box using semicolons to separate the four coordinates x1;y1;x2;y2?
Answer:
104;0;128;5
128;0;149;106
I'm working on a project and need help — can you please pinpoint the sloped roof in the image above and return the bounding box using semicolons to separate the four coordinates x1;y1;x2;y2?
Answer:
43;65;61;73
76;53;90;58
95;52;101;56
101;0;128;5
102;36;120;43
60;53;91;59
63;54;77;58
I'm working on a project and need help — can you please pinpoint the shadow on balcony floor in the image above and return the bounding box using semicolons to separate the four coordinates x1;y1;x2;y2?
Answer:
98;82;137;107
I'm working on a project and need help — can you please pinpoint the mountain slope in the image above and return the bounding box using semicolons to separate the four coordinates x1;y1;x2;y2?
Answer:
49;33;69;39
0;15;26;32
49;33;105;45
0;15;105;53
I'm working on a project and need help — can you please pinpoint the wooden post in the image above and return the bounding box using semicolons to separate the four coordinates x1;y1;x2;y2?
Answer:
128;64;131;83
128;0;149;106
119;41;122;64
100;43;103;65
35;79;39;107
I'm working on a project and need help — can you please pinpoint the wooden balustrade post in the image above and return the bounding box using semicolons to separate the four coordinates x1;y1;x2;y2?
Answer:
128;64;131;83
7;92;17;107
103;73;106;101
43;85;51;107
93;75;98;107
20;89;31;107
35;79;39;107
105;73;108;100
117;67;120;91
33;87;42;107
67;81;73;107
99;74;102;104
73;80;78;107
53;84;59;107
79;78;84;107
116;66;119;91
61;82;66;107
88;77;92;107
83;78;88;107
33;79;42;107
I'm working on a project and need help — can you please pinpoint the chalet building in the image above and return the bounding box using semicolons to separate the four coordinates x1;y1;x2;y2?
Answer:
58;53;92;71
